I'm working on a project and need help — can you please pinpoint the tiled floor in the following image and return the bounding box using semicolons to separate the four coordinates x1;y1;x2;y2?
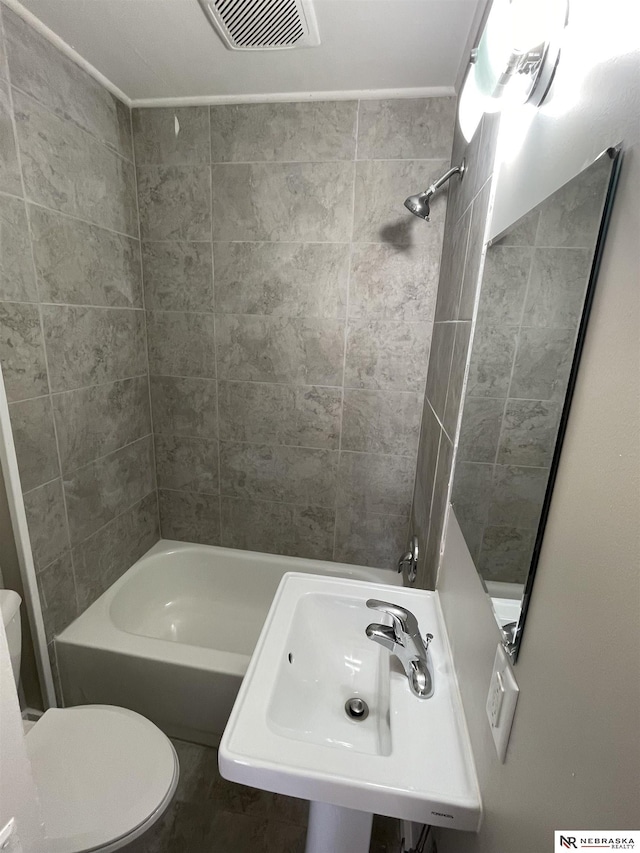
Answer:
124;739;401;853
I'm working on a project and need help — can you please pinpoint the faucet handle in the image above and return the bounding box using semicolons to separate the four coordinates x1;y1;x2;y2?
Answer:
366;599;420;638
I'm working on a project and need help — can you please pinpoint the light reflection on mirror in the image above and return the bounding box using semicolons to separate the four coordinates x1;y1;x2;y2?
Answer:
451;147;621;660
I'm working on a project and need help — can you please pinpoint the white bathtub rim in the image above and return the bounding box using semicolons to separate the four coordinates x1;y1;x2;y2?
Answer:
140;539;400;580
56;540;400;679
56;628;251;678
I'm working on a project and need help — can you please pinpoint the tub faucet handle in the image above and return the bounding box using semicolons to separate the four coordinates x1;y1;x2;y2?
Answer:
397;535;418;582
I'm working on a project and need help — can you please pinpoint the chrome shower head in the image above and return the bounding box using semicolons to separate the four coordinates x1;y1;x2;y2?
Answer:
404;160;466;222
404;191;432;221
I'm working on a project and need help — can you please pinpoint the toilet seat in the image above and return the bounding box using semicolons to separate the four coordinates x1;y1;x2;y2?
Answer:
25;705;179;853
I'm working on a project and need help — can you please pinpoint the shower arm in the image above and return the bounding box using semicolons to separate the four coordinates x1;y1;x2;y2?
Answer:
421;161;466;197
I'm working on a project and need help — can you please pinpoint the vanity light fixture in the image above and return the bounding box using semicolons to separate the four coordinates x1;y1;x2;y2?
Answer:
459;0;569;142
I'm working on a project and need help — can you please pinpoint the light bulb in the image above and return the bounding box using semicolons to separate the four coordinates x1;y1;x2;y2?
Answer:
510;0;557;53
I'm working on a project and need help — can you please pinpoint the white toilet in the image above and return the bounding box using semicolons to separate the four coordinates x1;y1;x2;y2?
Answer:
1;590;179;852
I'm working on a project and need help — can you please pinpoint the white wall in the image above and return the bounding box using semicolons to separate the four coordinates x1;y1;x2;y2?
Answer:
0;621;44;851
436;0;640;848
11;0;478;103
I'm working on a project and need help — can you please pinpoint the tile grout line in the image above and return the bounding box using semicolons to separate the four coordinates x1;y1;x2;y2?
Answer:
70;488;158;560
0;192;455;252
454;459;552;472
7;372;151;406
475;236;538;562
157;373;426;396
452;197;473;320
147;371;426;395
3;47;81;615
21;473;64;498
465;393;569;404
489;238;538;470
159;486;412;519
34;302;145;313
421;424;444;586
459;459;551;471
466;172;526;569
208;106;224;545
440;170;498;579
332;98;360;561
426;384;453;445
129;101;162;539
60;432;154;479
8;74;136;166
142;307;434;326
129;236;459;249
11;64;133;163
406;396;428;566
17;193;140;241
50;373;148;398
155;432;417;460
404;154;453;558
2;300;443;327
138;156;449;167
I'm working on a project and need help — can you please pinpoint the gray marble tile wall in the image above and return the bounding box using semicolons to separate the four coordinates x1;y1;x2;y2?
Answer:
409;111;501;589
133;97;455;567
453;158;609;583
0;4;159;673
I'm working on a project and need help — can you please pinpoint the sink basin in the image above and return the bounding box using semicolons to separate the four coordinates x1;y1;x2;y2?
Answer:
267;590;391;757
219;573;481;839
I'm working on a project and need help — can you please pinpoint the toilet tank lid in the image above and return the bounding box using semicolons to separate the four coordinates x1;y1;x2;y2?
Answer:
0;589;21;628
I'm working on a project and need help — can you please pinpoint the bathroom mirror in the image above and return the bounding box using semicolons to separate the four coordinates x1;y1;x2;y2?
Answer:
451;146;622;661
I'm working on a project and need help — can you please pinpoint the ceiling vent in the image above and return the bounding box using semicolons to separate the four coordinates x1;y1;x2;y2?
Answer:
198;0;320;50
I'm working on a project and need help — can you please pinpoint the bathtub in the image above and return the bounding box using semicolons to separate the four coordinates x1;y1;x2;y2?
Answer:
55;540;399;746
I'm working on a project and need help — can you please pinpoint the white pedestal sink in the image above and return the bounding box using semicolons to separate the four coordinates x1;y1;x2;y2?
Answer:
219;574;481;852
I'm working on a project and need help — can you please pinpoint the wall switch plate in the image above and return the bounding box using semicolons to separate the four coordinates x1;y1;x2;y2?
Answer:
486;644;519;762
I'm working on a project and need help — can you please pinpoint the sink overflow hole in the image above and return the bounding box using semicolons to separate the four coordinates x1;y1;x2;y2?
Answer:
345;697;369;721
288;653;293;664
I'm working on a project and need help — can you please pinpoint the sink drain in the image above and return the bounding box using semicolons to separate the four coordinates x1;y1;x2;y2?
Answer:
344;697;369;721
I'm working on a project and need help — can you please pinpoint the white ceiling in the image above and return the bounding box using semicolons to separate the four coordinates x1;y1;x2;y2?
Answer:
13;0;480;105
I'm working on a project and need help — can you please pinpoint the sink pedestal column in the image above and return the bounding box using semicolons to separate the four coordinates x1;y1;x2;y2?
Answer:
305;802;372;853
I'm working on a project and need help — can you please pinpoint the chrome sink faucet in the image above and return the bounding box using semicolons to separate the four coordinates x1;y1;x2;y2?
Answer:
365;599;434;699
